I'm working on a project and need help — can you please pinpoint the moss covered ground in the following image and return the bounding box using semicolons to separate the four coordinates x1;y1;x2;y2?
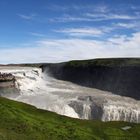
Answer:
0;97;139;140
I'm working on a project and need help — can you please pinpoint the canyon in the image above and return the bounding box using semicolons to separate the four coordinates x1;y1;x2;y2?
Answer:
0;58;140;123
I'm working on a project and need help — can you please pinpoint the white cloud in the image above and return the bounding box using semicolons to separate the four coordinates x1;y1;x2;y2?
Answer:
18;14;36;20
86;13;138;20
54;28;105;37
49;12;139;23
47;4;109;13
0;32;140;64
108;32;140;49
94;4;109;13
49;15;94;22
29;32;45;37
114;22;139;30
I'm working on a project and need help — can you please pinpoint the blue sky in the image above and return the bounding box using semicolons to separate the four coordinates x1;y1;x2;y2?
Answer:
0;0;140;63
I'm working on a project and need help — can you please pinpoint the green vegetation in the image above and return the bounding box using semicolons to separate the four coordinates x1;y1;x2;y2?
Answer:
66;58;140;67
6;58;140;68
7;63;44;68
0;97;139;140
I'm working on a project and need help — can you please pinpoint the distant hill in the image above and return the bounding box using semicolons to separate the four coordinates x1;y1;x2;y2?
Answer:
62;58;140;67
6;63;44;67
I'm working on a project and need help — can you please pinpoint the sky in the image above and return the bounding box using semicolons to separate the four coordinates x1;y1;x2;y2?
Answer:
0;0;140;64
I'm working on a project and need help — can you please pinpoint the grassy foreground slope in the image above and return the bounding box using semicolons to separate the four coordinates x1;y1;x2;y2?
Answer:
0;97;140;140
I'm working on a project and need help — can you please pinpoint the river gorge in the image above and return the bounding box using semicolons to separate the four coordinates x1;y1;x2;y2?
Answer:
0;59;140;123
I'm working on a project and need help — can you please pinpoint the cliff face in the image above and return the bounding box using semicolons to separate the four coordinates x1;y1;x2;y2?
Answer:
0;74;15;88
43;58;140;100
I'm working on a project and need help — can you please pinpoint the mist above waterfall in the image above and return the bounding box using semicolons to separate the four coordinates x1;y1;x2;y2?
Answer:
0;66;140;123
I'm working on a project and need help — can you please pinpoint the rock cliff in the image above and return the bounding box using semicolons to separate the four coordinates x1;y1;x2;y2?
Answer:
43;58;140;100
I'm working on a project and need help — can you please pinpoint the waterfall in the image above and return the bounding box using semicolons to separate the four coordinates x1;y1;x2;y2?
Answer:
82;104;91;119
102;104;140;123
1;66;140;123
2;67;79;118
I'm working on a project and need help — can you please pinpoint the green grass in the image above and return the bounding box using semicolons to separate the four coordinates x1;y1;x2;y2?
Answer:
0;97;140;140
66;58;140;67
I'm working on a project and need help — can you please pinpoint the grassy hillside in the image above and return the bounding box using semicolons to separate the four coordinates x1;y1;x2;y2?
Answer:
66;58;140;67
6;58;140;68
0;97;140;140
6;63;44;68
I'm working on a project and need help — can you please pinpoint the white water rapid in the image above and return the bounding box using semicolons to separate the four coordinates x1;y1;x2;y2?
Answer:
0;66;140;123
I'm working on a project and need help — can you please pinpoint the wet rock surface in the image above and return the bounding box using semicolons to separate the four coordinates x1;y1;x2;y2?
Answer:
0;72;15;88
0;72;15;81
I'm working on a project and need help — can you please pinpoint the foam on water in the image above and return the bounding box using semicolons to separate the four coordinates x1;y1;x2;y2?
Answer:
0;66;140;123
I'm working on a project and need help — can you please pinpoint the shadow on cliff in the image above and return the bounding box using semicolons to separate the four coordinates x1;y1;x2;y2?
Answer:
42;59;140;100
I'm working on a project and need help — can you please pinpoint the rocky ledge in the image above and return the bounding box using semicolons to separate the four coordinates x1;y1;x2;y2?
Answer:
0;72;15;81
0;72;15;88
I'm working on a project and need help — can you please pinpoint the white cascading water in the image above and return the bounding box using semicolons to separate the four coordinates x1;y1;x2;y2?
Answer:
102;102;140;123
82;104;91;119
0;66;140;123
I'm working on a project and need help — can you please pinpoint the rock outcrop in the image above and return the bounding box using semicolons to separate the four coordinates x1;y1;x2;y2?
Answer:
0;73;15;88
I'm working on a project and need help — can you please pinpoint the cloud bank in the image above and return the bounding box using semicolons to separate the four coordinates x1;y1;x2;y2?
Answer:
0;32;140;64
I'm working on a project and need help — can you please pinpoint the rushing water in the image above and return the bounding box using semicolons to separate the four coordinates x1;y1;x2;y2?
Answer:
0;66;140;123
